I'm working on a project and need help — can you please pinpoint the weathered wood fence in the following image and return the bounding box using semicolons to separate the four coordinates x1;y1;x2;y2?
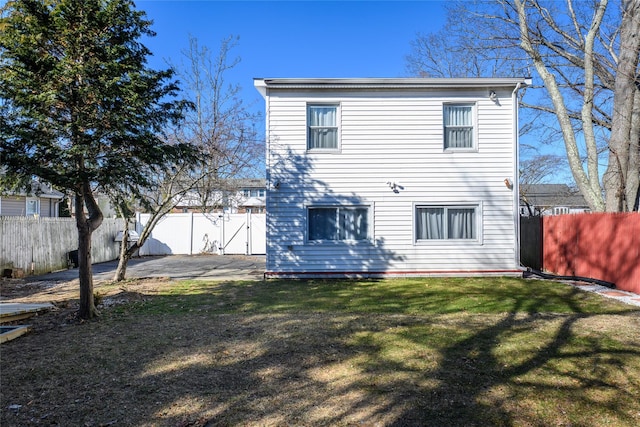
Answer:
0;217;123;276
521;213;640;294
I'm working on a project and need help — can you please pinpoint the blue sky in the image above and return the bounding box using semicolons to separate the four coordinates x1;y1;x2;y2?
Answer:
134;1;573;184
136;0;447;106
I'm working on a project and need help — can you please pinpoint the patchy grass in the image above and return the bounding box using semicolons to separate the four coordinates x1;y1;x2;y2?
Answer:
1;277;639;427
132;276;630;315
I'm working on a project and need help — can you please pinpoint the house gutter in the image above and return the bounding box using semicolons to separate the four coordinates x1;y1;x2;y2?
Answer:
256;77;530;90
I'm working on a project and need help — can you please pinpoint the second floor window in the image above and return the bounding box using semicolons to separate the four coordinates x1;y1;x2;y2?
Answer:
443;104;475;150
308;105;338;150
243;189;265;198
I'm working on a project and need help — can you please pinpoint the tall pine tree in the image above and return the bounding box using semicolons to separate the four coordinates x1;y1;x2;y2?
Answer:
0;0;194;318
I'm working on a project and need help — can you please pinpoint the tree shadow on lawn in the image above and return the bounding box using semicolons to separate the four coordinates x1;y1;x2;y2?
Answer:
1;283;639;426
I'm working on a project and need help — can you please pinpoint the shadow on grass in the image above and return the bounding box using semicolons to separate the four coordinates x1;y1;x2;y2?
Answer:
1;278;638;426
139;277;635;316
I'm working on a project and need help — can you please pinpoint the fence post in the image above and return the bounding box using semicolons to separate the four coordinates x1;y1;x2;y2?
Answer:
218;213;225;255
189;212;194;255
246;211;251;255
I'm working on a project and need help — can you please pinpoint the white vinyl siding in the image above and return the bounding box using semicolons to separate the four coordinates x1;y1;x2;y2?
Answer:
308;104;339;150
443;103;475;150
261;83;520;275
0;197;25;216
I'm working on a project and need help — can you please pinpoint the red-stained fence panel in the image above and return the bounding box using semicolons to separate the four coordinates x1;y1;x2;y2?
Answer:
542;213;640;294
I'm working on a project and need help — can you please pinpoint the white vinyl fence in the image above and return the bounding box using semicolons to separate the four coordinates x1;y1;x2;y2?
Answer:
0;213;265;277
136;212;266;256
1;217;123;276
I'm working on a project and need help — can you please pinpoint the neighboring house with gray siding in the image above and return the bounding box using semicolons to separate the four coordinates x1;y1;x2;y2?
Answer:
520;184;590;216
0;181;64;217
255;77;530;278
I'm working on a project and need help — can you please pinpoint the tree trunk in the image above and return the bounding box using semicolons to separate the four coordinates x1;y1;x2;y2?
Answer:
114;218;131;282
75;182;103;319
604;0;640;211
114;206;170;281
514;0;606;212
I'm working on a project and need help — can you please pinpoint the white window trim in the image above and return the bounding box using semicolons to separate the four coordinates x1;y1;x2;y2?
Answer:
305;203;372;244
443;102;478;152
26;197;40;216
553;206;570;215
413;201;483;245
306;103;341;152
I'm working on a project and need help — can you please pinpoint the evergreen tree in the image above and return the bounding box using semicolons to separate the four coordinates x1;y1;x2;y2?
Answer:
0;0;194;318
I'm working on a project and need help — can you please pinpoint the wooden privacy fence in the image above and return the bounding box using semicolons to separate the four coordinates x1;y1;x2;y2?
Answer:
136;212;266;256
521;213;640;294
0;217;123;276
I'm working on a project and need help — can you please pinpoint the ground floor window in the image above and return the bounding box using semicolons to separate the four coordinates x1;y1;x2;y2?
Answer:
26;197;40;216
416;205;477;241
308;206;369;241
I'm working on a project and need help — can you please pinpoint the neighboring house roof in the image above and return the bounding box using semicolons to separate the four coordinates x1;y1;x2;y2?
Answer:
1;181;64;199
520;184;589;209
235;178;266;188
241;196;266;207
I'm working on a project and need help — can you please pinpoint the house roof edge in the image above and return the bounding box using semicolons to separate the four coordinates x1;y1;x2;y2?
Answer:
253;77;531;90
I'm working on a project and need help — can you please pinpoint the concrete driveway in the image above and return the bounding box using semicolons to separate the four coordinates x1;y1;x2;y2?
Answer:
29;254;266;283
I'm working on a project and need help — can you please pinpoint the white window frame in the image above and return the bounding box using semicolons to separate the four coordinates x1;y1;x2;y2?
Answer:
306;205;371;243
443;102;477;151
244;189;263;197
26;197;40;216
553;207;570;215
414;202;483;244
307;103;340;152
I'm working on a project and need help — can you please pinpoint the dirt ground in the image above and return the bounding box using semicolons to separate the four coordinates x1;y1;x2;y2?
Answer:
2;275;639;426
1;275;170;306
0;277;423;426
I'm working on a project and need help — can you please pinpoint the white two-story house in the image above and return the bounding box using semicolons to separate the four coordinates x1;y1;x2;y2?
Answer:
254;78;530;278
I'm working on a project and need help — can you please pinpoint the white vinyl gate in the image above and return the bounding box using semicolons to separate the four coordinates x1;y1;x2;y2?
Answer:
136;212;266;256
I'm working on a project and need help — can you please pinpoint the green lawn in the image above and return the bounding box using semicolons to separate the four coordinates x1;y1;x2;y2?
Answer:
2;277;639;426
137;276;630;315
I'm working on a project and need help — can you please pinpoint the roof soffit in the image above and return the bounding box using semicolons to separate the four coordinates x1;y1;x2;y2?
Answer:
255;77;531;92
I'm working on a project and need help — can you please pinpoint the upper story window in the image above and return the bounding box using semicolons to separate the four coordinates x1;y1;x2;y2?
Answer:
308;104;339;150
243;189;265;198
308;206;369;242
553;207;570;215
443;104;475;150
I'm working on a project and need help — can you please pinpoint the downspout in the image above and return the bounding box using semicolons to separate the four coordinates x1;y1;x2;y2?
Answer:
512;81;524;269
264;82;272;272
253;79;270;269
